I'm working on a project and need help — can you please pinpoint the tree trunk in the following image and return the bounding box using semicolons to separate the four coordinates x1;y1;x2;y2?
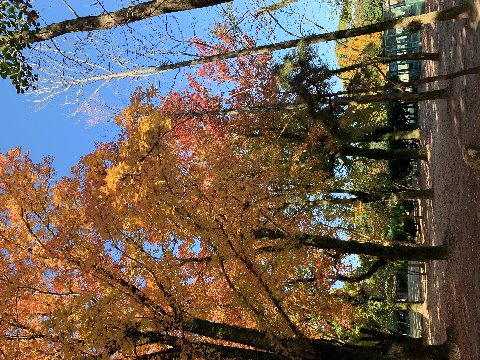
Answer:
66;3;473;83
368;123;419;136
394;301;424;312
308;188;430;206
384;338;450;360
392;189;432;200
297;235;448;261
329;188;433;202
33;0;229;42
180;318;449;360
136;340;288;360
358;328;450;360
328;52;439;76
339;146;427;160
184;318;369;359
337;64;480;96
357;129;420;142
254;230;448;261
330;89;447;105
146;90;442;122
339;294;424;306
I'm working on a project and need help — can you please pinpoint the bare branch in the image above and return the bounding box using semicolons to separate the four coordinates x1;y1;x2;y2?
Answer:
49;3;472;85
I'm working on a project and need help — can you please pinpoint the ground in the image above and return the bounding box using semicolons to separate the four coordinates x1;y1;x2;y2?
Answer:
417;0;480;358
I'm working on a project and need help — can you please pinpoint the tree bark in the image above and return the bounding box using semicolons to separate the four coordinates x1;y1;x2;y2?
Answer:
305;188;431;206
64;3;473;84
394;301;424;312
33;0;229;42
135;90;441;124
368;123;419;136
184;318;384;359
136;339;288;360
358;328;450;360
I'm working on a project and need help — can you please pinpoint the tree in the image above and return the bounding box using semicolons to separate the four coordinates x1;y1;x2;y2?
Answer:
57;2;472;86
330;51;439;76
0;31;450;357
0;11;458;360
1;0;229;93
2;0;470;108
0;133;352;357
0;118;450;360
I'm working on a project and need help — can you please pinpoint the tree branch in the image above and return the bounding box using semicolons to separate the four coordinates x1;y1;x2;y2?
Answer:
335;258;389;283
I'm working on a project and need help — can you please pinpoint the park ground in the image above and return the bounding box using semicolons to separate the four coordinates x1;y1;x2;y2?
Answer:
417;0;480;358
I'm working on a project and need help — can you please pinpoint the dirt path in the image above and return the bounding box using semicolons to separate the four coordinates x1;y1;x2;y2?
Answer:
418;0;480;358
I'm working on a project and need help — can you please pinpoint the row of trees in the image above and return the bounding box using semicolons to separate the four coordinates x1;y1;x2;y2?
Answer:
1;0;475;96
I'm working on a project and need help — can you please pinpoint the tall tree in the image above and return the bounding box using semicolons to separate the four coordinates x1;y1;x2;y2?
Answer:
59;2;472;86
0;11;456;360
2;0;470;108
0;107;449;359
1;0;229;93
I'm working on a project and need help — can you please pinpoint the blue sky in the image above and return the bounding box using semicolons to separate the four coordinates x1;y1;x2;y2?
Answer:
0;80;117;177
0;1;122;177
0;0;341;177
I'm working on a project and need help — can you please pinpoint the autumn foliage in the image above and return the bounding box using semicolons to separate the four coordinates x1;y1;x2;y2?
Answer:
0;27;360;359
0;20;449;359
